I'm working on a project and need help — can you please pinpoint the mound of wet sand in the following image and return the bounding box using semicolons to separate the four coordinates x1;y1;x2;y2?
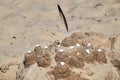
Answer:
15;32;120;80
0;0;120;80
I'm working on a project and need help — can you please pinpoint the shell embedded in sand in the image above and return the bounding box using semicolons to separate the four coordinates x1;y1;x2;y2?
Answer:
69;46;75;49
19;31;112;80
60;62;65;65
85;49;90;54
35;44;40;47
27;50;31;53
76;43;81;47
97;48;102;52
59;49;64;52
44;46;48;49
87;43;91;47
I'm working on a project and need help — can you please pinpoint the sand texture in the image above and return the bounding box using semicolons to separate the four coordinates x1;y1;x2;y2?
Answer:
0;0;120;80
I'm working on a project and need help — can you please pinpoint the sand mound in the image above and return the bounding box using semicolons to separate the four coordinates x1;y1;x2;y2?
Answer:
16;32;120;80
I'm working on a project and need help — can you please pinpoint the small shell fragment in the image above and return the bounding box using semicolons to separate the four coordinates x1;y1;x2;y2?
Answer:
76;43;80;47
59;49;64;52
44;46;48;49
86;49;90;54
57;44;61;47
27;50;31;53
97;49;102;52
87;43;91;47
60;62;65;65
35;44;40;47
69;46;74;49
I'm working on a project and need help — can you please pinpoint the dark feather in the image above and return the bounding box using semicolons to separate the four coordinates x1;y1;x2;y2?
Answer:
57;4;68;32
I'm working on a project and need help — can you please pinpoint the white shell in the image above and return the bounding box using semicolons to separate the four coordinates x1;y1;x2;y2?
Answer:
44;46;48;49
27;50;31;53
59;49;64;52
57;44;61;47
69;46;74;49
76;43;80;47
87;43;91;47
86;49;90;54
60;62;65;65
35;44;40;47
97;49;102;52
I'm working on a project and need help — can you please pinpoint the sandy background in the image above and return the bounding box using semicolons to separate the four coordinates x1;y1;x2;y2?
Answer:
0;0;120;80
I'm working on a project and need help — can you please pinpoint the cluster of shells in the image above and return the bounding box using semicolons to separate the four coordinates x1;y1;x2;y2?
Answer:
22;32;112;80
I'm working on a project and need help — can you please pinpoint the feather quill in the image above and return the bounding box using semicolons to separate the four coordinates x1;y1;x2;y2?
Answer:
57;4;68;32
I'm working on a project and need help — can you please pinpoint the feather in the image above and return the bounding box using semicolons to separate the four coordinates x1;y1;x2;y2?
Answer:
57;4;68;32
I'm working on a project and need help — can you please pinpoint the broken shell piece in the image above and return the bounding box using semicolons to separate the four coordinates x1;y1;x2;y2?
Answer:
76;43;80;47
44;46;48;49
27;50;31;53
87;43;91;47
57;44;61;47
59;49;64;52
97;48;102;52
69;46;75;49
60;62;65;65
86;49;90;54
35;44;40;47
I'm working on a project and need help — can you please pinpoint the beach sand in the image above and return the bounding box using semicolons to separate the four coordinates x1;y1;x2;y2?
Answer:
0;0;120;80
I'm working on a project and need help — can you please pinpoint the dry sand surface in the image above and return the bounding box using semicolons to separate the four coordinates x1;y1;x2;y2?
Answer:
0;0;120;80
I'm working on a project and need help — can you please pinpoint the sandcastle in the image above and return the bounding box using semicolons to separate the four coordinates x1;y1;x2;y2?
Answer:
15;31;120;80
18;31;114;80
16;4;120;80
